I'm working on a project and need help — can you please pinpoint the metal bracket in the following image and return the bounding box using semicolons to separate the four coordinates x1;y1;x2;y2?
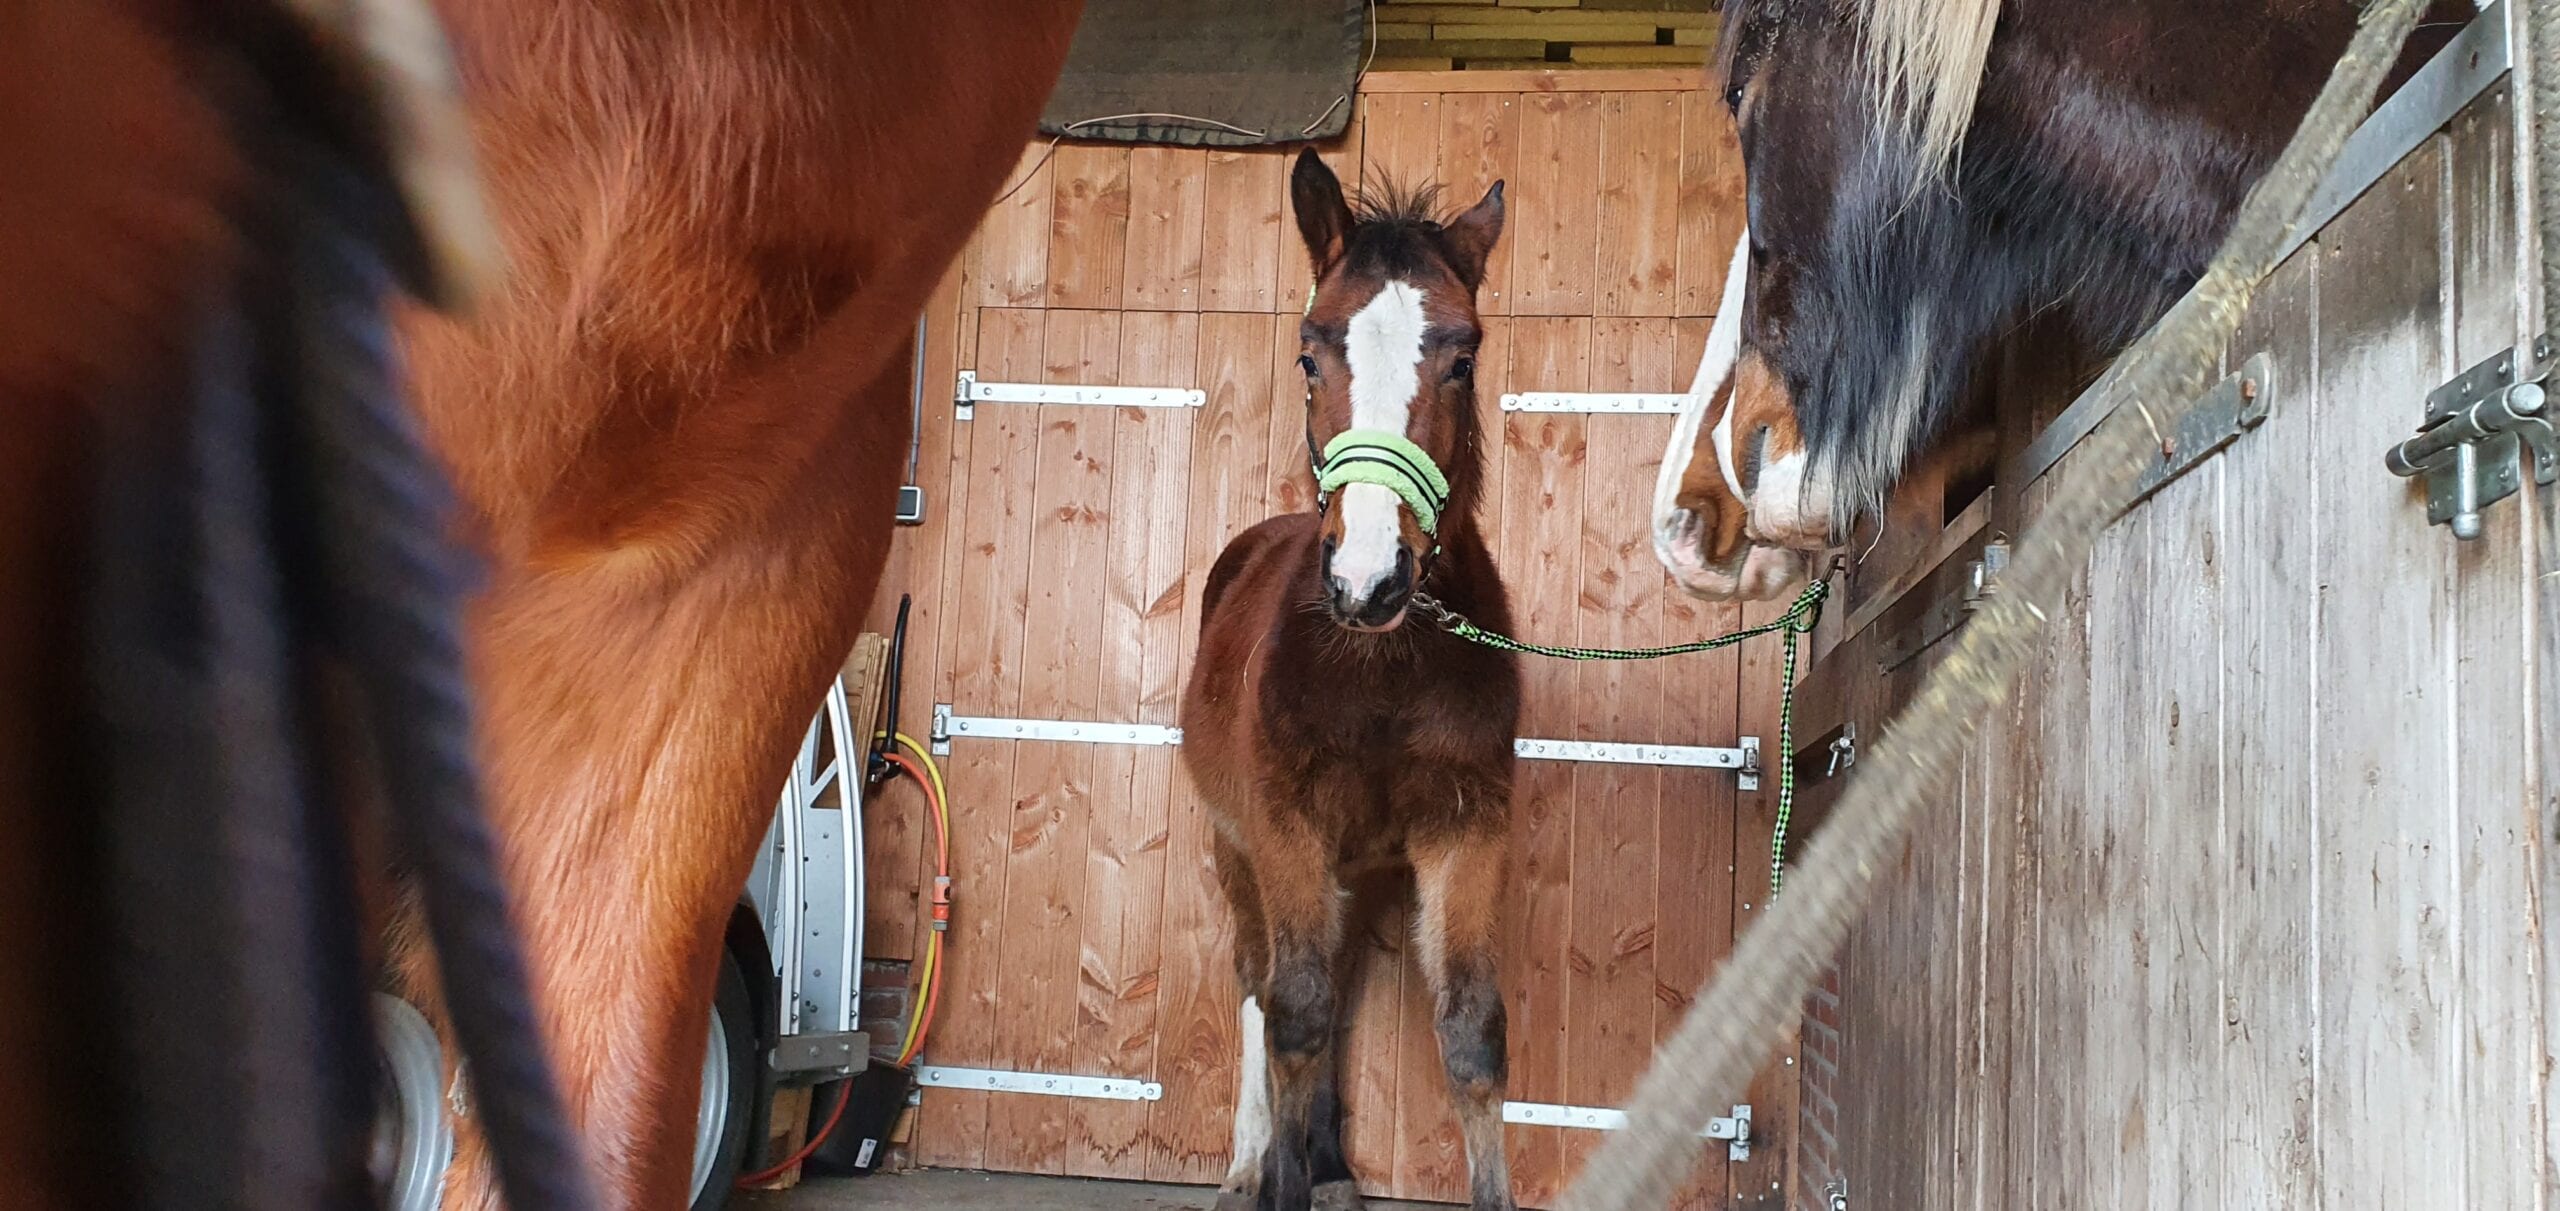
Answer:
954;370;1205;421
2387;337;2560;540
1512;737;1754;771
929;703;1181;756
770;1031;868;1075
2124;353;2273;512
915;1065;1162;1102
1500;1101;1751;1160
1500;391;1691;415
1738;736;1761;792
1880;539;2009;672
1826;722;1858;779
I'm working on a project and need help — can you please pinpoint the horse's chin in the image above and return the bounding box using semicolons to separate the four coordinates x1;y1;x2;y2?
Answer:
1332;607;1410;635
1659;528;1806;602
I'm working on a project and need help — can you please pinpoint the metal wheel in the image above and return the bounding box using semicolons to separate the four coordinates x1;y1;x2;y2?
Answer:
371;992;455;1211
690;945;759;1210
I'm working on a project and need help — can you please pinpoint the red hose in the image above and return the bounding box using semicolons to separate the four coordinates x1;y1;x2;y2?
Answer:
734;1078;855;1188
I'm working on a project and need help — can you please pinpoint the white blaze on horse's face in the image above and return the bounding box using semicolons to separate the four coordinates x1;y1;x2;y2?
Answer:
1327;279;1428;624
1652;230;1808;600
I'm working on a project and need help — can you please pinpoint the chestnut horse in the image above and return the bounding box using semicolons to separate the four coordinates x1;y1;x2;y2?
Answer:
0;0;1080;1207
1180;151;1517;1211
1652;0;2472;582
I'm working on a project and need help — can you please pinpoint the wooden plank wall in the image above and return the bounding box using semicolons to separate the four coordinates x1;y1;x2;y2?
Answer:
855;70;1798;1208
1786;82;2552;1209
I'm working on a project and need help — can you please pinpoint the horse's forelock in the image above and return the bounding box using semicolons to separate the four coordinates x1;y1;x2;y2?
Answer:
1858;0;2000;188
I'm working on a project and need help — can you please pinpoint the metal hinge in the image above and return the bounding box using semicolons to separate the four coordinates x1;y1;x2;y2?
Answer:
1499;1101;1751;1160
953;370;1205;421
928;703;1182;756
915;1065;1162;1102
2387;336;2560;540
1499;391;1691;414
1879;539;2009;671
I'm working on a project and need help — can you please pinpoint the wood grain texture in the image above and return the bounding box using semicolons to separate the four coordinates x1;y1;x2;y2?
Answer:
1048;145;1130;310
1497;317;1588;1207
1361;69;1707;94
1065;313;1188;1178
1511;93;1603;316
912;305;1047;1168
980;311;1119;1174
1201;150;1284;313
2215;247;2320;1210
1595;93;1682;317
1675;92;1746;319
2441;88;2548;1211
1438;93;1522;316
977;144;1056;308
1124;147;1206;310
2309;140;2458;1211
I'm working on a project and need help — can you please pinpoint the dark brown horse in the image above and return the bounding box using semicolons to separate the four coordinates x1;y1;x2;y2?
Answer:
1179;150;1518;1211
1653;0;2474;574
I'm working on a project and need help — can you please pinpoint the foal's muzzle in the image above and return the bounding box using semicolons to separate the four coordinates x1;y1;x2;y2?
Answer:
1322;541;1416;631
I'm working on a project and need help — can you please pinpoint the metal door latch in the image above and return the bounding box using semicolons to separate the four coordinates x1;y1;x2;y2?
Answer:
1703;1103;1753;1161
2388;338;2560;539
1826;723;1857;778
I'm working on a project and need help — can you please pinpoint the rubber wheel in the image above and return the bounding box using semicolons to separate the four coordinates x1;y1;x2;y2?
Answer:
371;993;456;1211
689;946;759;1210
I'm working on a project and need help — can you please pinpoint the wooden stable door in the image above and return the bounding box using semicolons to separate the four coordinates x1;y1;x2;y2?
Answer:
855;71;1802;1209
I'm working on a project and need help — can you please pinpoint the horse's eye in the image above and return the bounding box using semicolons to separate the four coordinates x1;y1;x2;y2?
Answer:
1298;354;1319;377
1449;354;1475;381
1724;84;1745;111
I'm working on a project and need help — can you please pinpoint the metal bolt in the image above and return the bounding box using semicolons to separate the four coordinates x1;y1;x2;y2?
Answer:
2240;377;2259;402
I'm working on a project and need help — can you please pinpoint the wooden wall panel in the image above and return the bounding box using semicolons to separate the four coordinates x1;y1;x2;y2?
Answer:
1795;79;2551;1211
862;73;1773;1208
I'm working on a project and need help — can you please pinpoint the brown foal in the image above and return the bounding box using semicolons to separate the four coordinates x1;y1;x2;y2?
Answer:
1178;150;1520;1211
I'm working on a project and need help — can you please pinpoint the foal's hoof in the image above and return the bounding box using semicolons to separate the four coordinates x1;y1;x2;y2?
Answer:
1311;1180;1366;1211
1212;1190;1259;1211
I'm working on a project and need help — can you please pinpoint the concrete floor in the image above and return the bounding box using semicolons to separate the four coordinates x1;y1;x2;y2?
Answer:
736;1169;1434;1211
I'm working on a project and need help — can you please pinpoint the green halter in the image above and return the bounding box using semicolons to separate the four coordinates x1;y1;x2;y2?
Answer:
1315;428;1452;536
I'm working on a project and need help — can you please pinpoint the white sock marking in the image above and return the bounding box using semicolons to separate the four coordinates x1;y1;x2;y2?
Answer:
1227;996;1271;1185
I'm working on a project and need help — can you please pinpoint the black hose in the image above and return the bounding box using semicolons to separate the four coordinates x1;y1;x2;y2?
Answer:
877;594;912;773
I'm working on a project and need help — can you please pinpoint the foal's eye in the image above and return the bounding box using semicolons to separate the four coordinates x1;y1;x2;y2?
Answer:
1298;354;1319;377
1724;83;1745;111
1449;354;1475;381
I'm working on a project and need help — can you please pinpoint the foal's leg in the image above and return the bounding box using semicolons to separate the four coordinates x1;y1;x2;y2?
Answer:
1410;822;1516;1211
1212;829;1273;1211
1244;820;1347;1211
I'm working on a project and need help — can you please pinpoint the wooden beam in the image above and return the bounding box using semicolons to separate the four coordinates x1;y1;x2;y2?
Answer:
1359;67;1705;93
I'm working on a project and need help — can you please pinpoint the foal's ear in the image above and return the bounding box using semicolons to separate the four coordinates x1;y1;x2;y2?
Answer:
1443;180;1505;290
1291;148;1353;272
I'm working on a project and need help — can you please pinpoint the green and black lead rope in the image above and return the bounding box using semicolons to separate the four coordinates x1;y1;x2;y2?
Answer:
1412;575;1831;895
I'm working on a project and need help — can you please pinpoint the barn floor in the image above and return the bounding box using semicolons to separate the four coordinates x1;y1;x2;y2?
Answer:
736;1170;1436;1211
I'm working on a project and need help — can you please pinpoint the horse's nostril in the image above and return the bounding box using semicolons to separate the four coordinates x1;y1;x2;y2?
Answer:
1740;425;1771;494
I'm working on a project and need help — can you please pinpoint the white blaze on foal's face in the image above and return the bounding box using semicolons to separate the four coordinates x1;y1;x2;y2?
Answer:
1326;278;1428;610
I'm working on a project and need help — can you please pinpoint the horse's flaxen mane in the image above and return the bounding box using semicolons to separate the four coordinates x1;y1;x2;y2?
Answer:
1860;0;2001;184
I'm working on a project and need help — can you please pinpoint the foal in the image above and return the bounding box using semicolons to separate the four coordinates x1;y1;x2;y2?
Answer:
1180;150;1518;1211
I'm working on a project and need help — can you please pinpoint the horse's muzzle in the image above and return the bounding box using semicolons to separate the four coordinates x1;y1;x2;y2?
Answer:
1323;544;1415;631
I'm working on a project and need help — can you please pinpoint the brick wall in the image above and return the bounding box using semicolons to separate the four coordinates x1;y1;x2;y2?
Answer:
1371;0;1716;71
1795;958;1845;1210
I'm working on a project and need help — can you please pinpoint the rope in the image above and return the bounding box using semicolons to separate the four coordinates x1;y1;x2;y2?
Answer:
288;152;598;1211
1417;578;1828;894
1554;3;2431;1206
